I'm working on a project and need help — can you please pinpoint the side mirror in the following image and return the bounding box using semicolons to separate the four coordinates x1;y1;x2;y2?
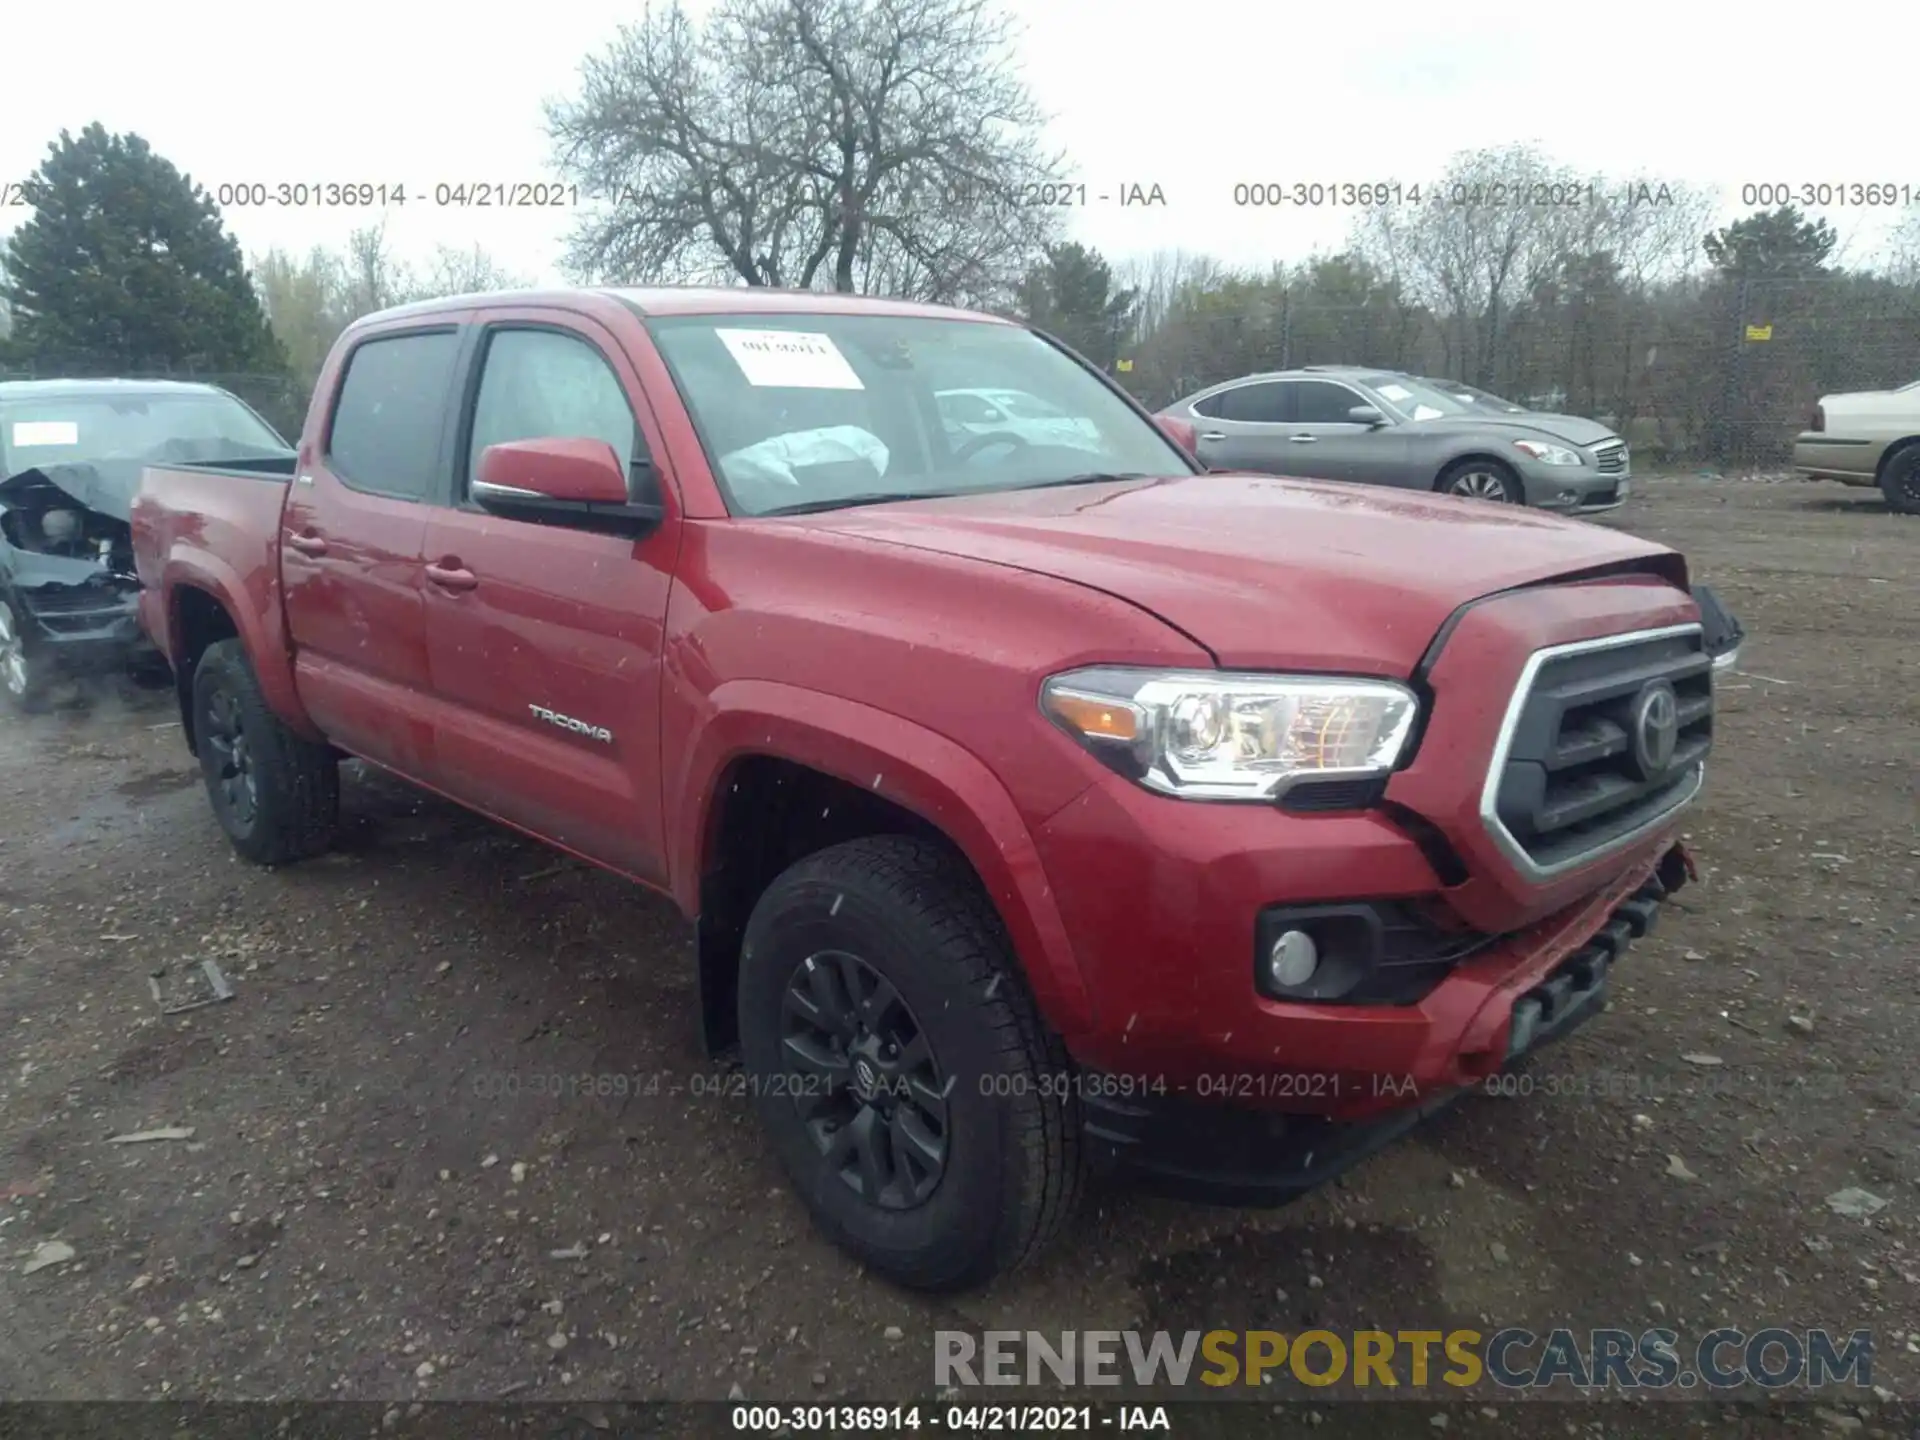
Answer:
472;436;664;537
1347;405;1386;427
1155;415;1200;456
475;436;630;504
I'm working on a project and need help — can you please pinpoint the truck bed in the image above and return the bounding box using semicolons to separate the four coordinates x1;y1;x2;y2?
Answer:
129;458;296;650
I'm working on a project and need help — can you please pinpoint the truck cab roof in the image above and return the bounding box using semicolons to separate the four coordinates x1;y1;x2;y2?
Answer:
356;285;1014;328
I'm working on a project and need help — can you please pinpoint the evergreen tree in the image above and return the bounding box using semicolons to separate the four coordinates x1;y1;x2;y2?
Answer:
0;124;285;374
1703;206;1838;279
1021;243;1139;371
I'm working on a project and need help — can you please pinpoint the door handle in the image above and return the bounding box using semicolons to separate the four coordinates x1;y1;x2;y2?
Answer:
1199;431;1227;442
1288;434;1319;443
286;531;328;556
425;560;478;592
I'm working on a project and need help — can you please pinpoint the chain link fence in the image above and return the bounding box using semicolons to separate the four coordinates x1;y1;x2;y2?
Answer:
1112;272;1920;468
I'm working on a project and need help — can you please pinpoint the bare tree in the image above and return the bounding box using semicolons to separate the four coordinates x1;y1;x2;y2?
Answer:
1887;203;1920;282
1113;249;1229;339
410;243;534;298
1352;144;1591;388
251;226;529;392
547;0;1062;303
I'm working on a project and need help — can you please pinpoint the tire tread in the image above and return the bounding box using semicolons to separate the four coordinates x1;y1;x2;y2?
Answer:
194;640;339;865
756;834;1085;1288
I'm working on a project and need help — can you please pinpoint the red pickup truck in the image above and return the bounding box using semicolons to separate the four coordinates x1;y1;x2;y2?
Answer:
131;287;1736;1291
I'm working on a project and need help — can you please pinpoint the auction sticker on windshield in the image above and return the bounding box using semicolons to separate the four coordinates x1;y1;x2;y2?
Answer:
717;329;864;389
11;421;79;446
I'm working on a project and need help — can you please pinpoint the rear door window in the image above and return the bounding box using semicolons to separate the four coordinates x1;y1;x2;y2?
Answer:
1210;383;1292;424
326;330;462;501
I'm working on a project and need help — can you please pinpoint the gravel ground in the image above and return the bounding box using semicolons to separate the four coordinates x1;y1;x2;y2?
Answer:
0;474;1913;1434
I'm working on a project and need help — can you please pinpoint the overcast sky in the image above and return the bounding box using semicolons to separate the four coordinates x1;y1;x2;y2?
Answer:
3;0;1915;283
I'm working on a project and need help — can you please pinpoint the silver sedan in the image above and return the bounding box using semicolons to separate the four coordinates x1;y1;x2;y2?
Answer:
1158;368;1630;512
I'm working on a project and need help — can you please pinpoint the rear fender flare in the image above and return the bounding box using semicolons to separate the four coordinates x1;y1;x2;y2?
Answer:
670;679;1094;1037
161;551;319;743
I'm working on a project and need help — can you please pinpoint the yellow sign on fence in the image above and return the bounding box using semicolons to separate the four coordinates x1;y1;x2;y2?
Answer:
1117;358;1134;372
1745;324;1773;341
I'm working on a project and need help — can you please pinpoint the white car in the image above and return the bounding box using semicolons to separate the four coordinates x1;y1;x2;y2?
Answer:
934;388;1101;453
1793;378;1920;516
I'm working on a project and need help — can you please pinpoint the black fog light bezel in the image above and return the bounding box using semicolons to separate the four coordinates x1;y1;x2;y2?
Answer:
1253;901;1494;1006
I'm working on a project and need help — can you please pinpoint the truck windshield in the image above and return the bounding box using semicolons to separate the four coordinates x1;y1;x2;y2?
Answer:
0;391;291;480
645;313;1194;516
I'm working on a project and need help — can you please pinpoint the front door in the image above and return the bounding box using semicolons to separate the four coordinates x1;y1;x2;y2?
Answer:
420;312;679;884
1276;379;1403;486
280;325;465;776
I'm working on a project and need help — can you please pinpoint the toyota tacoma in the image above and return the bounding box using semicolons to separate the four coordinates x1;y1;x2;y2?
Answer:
130;287;1739;1290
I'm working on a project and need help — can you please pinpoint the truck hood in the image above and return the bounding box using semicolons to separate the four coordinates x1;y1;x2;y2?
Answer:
1413;412;1620;447
810;472;1681;673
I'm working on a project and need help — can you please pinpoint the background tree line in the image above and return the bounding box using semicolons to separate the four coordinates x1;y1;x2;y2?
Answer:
5;0;1919;462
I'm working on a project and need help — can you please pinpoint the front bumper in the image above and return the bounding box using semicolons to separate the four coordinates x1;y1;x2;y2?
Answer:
1034;577;1704;1113
1518;464;1629;513
18;587;152;674
1083;848;1688;1204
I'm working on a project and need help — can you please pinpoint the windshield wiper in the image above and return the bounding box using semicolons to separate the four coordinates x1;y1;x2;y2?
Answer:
1021;471;1155;489
757;473;1155;518
757;489;966;517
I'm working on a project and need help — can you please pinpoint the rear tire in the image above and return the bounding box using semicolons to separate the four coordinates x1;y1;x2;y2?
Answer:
0;598;51;714
1880;446;1920;516
738;835;1085;1291
190;639;339;864
1438;459;1523;504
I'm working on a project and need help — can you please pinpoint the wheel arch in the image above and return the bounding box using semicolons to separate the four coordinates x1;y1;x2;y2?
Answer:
1434;450;1522;490
672;682;1093;1056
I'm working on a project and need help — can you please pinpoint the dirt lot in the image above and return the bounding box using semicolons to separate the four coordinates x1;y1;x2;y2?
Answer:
0;475;1913;1432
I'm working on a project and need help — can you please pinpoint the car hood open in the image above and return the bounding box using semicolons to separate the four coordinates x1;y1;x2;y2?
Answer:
0;458;144;523
808;472;1683;673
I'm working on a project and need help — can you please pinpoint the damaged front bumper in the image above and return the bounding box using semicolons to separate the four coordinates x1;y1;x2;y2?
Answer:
15;575;154;672
1;459;158;678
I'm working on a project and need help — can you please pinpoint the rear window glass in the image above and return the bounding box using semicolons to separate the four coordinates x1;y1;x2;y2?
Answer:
328;331;462;500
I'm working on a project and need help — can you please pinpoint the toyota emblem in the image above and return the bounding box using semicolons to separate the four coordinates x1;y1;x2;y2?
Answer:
1630;681;1680;779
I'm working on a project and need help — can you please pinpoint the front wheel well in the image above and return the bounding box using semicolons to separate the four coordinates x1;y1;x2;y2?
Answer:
1434;452;1520;488
1874;436;1920;480
694;756;968;1056
170;587;240;754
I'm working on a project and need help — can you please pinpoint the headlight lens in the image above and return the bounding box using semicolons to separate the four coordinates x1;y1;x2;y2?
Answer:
1041;667;1419;800
1512;440;1584;466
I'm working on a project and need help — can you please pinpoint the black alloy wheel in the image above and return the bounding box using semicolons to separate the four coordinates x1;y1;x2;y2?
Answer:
781;948;949;1209
200;680;260;830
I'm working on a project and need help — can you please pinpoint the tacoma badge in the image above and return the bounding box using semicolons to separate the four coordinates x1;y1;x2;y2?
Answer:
528;704;613;743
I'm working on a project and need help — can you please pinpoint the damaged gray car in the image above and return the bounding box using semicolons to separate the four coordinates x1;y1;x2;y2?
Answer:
0;379;292;711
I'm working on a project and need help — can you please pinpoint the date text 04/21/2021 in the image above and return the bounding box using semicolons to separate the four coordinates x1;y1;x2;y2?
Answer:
730;1405;1169;1432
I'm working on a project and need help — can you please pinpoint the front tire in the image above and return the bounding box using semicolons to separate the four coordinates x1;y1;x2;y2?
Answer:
1438;459;1523;504
191;639;339;864
0;598;51;714
738;835;1085;1291
1880;446;1920;516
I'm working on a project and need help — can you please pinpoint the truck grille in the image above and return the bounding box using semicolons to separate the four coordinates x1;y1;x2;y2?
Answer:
1485;625;1711;876
1591;440;1628;474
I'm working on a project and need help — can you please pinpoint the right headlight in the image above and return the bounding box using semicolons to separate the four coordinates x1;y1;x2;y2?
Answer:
1040;666;1419;801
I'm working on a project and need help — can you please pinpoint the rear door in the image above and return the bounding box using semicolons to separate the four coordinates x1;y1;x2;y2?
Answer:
1188;381;1309;475
419;310;680;884
281;324;465;775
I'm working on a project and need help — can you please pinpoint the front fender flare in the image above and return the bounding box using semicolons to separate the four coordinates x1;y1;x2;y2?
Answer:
669;679;1094;1038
